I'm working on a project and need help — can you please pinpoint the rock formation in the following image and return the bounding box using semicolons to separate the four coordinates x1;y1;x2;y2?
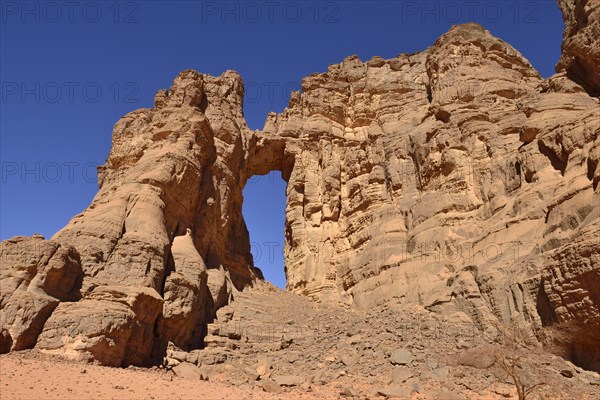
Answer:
0;235;82;353
33;70;261;365
557;0;600;96
0;0;598;372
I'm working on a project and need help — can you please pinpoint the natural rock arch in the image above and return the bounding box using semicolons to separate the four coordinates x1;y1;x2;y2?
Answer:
1;15;599;369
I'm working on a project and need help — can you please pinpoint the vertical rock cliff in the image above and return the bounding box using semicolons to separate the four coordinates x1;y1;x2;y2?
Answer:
557;0;600;96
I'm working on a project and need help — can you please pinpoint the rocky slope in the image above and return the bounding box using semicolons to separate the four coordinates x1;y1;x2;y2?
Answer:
1;0;598;378
161;281;600;399
4;282;599;400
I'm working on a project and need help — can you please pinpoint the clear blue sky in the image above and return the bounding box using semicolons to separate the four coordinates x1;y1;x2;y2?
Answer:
1;1;564;288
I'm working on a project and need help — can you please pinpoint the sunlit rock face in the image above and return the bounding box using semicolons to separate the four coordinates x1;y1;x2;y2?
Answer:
557;0;600;96
255;24;599;330
8;70;265;365
1;1;598;369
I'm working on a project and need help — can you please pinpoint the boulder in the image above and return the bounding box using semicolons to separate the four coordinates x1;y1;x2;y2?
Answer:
0;235;82;352
260;378;283;394
390;349;414;366
35;286;162;366
173;362;203;380
377;386;411;398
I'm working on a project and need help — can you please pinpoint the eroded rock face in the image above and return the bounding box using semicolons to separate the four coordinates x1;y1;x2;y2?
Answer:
246;22;599;370
0;7;598;368
55;70;258;293
557;0;600;96
2;70;262;365
252;24;599;335
156;229;208;350
36;286;163;366
34;70;263;364
0;235;82;353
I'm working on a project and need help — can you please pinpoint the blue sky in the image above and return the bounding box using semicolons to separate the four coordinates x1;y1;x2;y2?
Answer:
1;1;564;288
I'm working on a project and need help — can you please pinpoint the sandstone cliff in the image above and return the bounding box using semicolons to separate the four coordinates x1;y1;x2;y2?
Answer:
557;0;600;96
249;22;599;370
1;0;598;372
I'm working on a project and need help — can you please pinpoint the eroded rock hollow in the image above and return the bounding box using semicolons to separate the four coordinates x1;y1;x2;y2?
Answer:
1;0;599;371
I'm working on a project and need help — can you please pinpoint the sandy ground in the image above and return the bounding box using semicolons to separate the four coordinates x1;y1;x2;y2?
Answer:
2;350;597;400
0;351;340;400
